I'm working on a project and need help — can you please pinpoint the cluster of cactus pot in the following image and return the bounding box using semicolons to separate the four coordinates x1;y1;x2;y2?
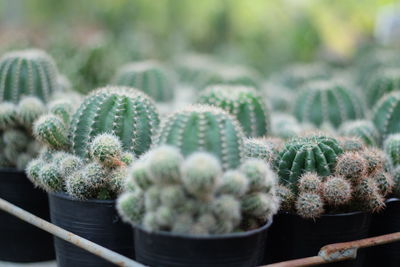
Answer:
0;49;63;170
275;135;393;219
117;145;280;234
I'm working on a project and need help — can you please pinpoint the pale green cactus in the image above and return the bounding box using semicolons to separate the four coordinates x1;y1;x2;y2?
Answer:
0;102;17;129
17;96;47;127
372;91;400;139
383;134;400;167
113;61;175;102
33;114;69;149
339;120;380;146
90;133;123;167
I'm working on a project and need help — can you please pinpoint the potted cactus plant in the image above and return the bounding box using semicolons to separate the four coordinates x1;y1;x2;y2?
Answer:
253;134;393;266
364;134;400;267
117;145;280;267
27;86;160;267
0;49;64;262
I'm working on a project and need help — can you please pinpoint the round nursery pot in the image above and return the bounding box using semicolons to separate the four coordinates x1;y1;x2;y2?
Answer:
264;211;371;267
134;219;273;267
364;198;400;267
0;169;55;262
48;192;134;267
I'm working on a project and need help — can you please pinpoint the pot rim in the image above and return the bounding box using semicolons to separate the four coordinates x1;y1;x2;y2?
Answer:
49;191;117;204
385;197;400;204
279;210;368;218
134;217;273;240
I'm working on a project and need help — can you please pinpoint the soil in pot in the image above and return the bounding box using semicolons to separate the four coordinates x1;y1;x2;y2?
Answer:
48;192;134;267
264;211;371;267
364;198;400;267
0;169;55;262
134;219;272;267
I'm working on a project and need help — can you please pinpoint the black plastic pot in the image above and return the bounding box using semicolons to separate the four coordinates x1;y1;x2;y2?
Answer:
48;192;134;267
264;211;371;266
364;198;400;267
134;219;272;267
0;169;55;262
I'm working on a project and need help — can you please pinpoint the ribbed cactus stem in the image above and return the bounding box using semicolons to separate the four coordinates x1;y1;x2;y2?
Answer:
372;91;400;139
383;134;400;167
17;96;46;127
339;120;380;146
155;105;245;170
0;102;17;129
197;85;271;137
0;49;59;103
112;61;175;102
294;81;365;128
69;86;160;158
33;114;69;149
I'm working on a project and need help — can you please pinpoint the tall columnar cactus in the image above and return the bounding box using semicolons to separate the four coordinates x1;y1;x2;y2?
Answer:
117;145;280;235
294;81;365;128
339;120;380;147
276;135;343;187
197;85;271;137
384;134;400;167
372;91;400;139
69;86;160;158
0;49;59;103
155;105;245;170
112;61;175;102
366;68;400;107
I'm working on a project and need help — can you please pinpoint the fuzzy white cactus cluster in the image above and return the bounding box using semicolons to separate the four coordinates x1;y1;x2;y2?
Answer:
117;145;280;235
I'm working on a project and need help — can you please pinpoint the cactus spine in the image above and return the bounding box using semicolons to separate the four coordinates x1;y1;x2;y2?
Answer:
155;105;245;170
294;81;365;128
0;49;59;103
197;85;271;137
113;61;175;102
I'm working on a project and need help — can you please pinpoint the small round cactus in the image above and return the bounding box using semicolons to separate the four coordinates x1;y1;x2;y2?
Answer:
33;114;69;149
277;135;343;186
39;163;63;192
271;113;302;139
383;134;400;167
181;152;221;200
335;152;368;184
298;172;322;193
321;176;352;206
0;49;59;103
17;96;46;127
240;158;276;192
217;170;249;197
294;81;365;128
295;192;324;219
26;158;46;187
372;91;400;139
197;85;271;137
70;86;160;157
339;120;380;146
361;148;386;176
58;154;83;177
337;137;365;152
48;99;74;124
276;184;295;211
112;61;175;102
90;133;123;167
371;171;393;197
147;145;183;185
117;191;145;224
0;102;17;129
365;68;400;107
155;105;245;170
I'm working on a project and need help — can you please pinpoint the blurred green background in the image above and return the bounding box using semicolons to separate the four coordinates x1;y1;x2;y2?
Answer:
0;0;396;91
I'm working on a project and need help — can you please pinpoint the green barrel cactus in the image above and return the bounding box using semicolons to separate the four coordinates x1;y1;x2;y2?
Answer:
365;68;400;107
0;49;59;103
384;134;400;167
294;81;365;128
339;120;380;146
112;61;175;102
155;105;245;170
372;91;400;139
277;135;343;187
197;85;271;137
69;86;160;157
